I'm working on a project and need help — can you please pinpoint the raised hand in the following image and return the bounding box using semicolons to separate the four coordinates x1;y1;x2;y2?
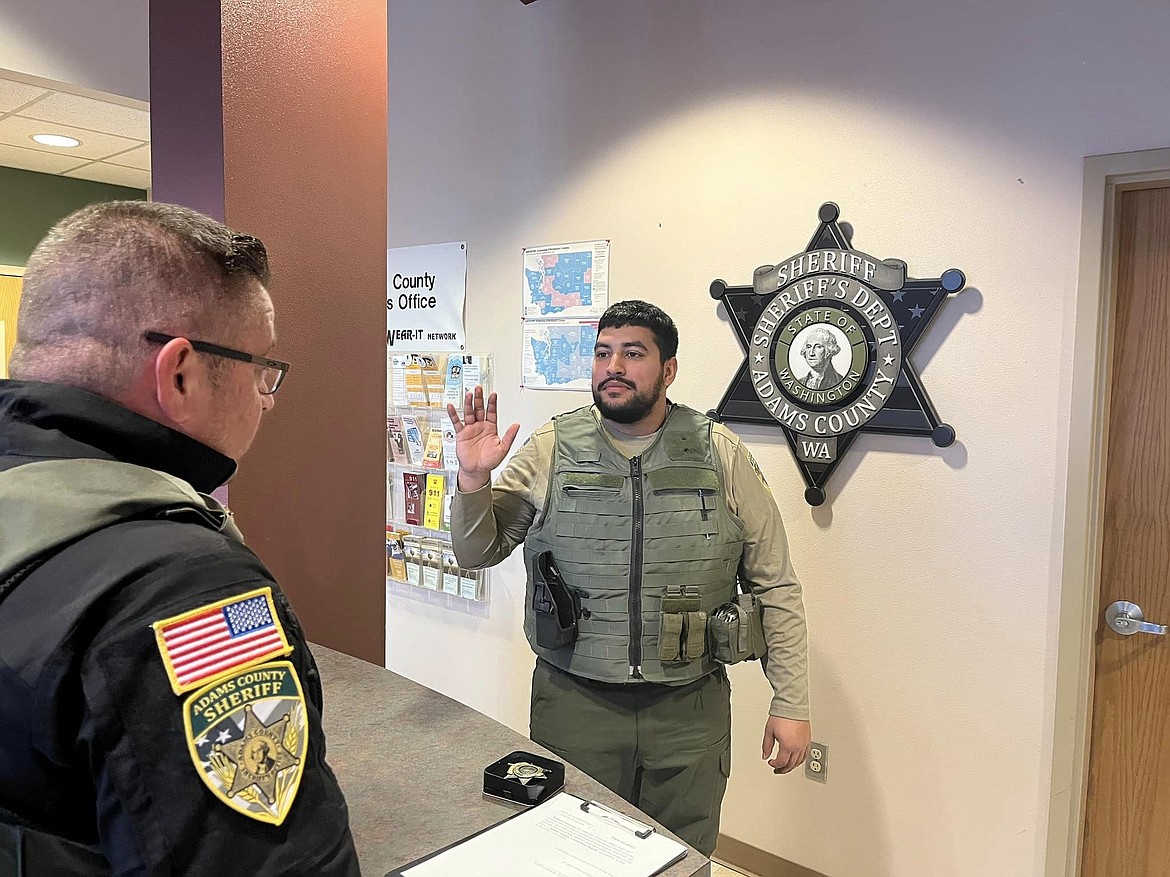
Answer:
446;385;521;492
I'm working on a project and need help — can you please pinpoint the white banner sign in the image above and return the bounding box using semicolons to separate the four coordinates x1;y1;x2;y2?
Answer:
387;241;467;352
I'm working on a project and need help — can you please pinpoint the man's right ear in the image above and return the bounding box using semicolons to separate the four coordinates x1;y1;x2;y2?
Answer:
662;356;679;388
154;337;199;424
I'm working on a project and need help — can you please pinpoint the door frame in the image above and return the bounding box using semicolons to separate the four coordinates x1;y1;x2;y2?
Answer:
0;265;23;378
1047;147;1170;877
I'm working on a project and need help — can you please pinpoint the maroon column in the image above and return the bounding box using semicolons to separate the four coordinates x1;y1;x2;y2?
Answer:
150;0;388;663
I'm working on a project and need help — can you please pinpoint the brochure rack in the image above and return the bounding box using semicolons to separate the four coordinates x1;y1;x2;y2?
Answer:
386;352;493;604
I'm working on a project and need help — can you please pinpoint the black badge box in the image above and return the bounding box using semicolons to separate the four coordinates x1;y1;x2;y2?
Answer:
483;751;565;807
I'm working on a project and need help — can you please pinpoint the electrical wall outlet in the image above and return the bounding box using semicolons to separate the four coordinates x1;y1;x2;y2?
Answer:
806;741;828;783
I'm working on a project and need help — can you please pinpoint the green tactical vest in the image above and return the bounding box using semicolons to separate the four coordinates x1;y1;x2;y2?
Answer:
522;404;745;684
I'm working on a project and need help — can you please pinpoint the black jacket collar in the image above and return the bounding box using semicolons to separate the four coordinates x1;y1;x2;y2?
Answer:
0;379;236;492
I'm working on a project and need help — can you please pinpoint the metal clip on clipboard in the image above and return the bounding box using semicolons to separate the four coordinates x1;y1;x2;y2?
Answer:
579;799;656;839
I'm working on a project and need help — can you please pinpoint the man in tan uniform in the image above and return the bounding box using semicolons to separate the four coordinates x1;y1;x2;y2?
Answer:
447;300;810;855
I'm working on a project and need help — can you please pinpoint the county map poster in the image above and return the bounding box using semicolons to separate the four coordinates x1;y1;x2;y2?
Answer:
522;239;609;320
521;319;599;391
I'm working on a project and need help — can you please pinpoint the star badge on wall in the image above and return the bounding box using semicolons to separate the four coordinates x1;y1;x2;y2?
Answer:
709;202;965;506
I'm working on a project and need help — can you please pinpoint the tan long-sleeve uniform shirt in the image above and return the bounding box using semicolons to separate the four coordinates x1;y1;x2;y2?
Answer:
452;406;810;721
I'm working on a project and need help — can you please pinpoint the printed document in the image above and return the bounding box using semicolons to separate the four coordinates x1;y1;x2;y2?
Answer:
398;792;687;877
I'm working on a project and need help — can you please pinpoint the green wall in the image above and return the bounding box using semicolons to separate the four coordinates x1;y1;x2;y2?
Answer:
0;165;146;266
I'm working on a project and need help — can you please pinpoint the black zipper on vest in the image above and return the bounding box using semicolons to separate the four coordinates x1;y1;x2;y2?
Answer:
629;455;644;677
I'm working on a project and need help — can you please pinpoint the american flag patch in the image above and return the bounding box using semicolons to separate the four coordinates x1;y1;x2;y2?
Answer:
153;587;293;695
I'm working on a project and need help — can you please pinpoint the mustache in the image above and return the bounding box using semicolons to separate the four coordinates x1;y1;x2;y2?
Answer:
599;378;635;390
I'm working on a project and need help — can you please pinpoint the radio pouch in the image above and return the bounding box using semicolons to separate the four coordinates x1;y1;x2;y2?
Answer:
532;551;580;650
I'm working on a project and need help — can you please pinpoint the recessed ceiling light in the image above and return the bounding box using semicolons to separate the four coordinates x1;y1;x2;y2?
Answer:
32;133;81;148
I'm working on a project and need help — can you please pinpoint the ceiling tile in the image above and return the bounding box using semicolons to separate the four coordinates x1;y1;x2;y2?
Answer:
64;162;151;190
0;115;142;161
105;143;151;171
0;79;49;114
0;141;85;174
19;91;150;140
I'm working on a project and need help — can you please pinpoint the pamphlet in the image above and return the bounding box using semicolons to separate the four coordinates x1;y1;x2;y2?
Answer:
442;545;460;595
387;416;408;463
401;415;426;466
422;429;444;470
403;535;422;586
403;472;425;525
420;538;442;590
386;528;407;581
423;473;446;530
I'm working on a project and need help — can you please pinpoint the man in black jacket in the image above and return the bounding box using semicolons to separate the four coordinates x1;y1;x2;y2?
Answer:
0;202;360;875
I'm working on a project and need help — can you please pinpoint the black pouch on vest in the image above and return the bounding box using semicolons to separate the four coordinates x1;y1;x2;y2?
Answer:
532;551;579;650
708;591;767;664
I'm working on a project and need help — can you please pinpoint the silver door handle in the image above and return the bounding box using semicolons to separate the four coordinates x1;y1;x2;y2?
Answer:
1105;601;1168;636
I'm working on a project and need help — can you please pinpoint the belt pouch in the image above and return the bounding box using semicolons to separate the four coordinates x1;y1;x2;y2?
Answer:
736;592;768;660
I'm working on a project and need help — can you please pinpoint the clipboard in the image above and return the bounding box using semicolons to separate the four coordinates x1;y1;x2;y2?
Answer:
578;798;657;838
386;791;688;877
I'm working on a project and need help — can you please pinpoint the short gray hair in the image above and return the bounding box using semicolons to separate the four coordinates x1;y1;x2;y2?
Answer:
10;201;270;396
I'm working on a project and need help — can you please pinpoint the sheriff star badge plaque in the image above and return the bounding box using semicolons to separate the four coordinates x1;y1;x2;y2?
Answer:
710;203;965;506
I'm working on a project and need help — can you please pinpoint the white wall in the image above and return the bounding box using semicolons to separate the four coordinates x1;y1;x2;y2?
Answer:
386;2;1170;875
0;0;148;100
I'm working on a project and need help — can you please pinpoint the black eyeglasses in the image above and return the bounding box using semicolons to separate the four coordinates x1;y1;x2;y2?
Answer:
143;331;290;394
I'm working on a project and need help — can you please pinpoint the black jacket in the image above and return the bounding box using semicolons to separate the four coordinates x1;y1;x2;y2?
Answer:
0;380;360;876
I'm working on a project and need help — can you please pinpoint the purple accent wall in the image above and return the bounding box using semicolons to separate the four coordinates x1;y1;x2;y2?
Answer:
148;1;226;220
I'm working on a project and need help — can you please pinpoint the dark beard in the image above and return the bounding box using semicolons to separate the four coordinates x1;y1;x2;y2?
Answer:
592;376;664;424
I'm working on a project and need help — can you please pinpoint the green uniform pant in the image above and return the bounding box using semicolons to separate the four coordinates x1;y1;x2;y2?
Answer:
529;659;731;856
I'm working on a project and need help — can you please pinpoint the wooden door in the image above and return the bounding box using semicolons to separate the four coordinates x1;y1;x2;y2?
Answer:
1081;185;1170;876
0;274;21;377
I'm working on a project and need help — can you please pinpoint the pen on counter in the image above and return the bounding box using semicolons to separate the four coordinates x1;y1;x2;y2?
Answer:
579;799;656;839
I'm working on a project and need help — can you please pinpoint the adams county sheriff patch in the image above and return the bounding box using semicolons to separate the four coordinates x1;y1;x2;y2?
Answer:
183;661;307;825
710;203;966;506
